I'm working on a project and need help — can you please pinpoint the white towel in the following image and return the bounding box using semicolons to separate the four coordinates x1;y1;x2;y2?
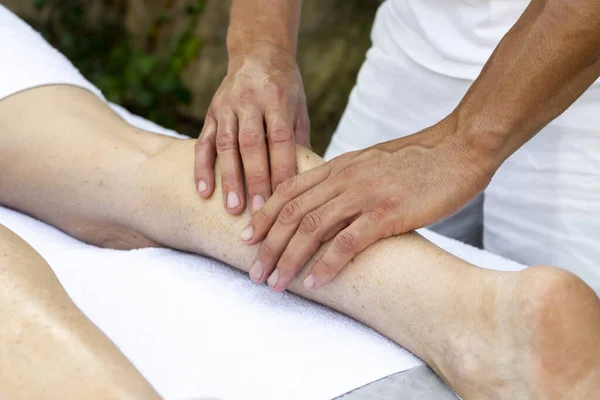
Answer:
0;202;525;400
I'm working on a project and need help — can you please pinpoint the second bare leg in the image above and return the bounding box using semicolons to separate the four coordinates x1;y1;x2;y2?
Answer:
0;224;160;399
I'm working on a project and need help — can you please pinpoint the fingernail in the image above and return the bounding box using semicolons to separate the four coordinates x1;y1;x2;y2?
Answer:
198;180;208;193
227;192;241;209
240;225;253;241
268;269;279;288
304;274;316;290
251;195;265;213
249;261;263;281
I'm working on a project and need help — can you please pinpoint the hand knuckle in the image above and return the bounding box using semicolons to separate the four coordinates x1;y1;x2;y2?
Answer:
366;195;401;224
363;148;383;159
337;164;359;179
215;130;238;152
362;178;380;189
266;84;286;102
238;89;255;107
205;107;217;118
299;212;321;236
238;130;264;151
319;257;335;272
271;162;295;182
260;241;276;259
246;174;268;188
220;170;238;185
269;127;293;145
366;209;386;225
194;138;204;151
279;198;303;225
275;176;297;198
254;207;269;225
335;231;356;254
197;133;214;147
375;195;401;214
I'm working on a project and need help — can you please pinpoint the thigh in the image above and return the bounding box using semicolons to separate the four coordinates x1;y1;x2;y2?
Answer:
0;222;67;300
484;86;600;296
0;223;159;399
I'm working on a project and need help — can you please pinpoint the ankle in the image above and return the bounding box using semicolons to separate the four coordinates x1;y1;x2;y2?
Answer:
431;270;514;393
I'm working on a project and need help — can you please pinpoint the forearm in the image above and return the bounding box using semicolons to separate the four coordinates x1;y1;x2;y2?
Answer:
0;224;160;399
454;0;600;172
227;0;301;58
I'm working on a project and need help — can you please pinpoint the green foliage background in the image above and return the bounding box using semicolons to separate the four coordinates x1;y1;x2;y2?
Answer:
29;0;205;133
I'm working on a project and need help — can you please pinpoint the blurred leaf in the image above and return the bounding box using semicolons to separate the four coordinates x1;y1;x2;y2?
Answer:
29;0;202;135
34;0;48;10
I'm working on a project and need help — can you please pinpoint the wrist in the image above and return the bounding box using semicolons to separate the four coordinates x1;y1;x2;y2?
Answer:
227;40;296;72
228;35;294;57
446;111;513;179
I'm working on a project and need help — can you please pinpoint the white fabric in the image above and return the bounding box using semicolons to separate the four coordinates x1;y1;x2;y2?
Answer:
383;0;529;80
0;5;102;101
0;206;526;400
0;4;529;399
326;0;600;295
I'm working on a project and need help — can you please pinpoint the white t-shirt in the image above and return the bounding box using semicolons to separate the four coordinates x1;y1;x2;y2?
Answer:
386;0;529;79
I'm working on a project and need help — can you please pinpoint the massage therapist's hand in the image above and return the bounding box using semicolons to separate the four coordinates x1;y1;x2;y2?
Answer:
241;120;494;292
194;42;311;215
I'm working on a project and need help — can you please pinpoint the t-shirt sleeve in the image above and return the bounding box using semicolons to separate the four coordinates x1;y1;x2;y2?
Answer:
0;5;104;101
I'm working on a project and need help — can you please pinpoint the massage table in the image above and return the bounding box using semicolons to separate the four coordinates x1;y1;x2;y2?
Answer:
0;103;525;399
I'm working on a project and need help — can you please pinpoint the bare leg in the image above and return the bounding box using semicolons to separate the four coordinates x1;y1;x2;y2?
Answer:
134;140;600;400
0;224;160;399
1;86;599;398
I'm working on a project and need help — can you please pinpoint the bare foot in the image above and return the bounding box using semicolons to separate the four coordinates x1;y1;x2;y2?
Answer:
439;266;600;399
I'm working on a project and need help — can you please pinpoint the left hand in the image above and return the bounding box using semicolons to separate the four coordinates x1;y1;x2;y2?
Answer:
240;124;493;292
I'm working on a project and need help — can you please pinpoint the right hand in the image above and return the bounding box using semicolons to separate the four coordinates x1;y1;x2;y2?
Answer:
194;42;311;215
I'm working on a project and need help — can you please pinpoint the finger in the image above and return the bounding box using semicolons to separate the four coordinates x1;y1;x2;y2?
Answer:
248;178;340;286
265;106;296;191
270;195;358;292
294;105;311;149
215;108;245;215
241;162;332;246
237;107;271;214
304;214;381;290
194;114;218;198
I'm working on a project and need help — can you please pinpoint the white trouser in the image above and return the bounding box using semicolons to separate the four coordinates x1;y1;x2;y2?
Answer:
325;7;600;294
